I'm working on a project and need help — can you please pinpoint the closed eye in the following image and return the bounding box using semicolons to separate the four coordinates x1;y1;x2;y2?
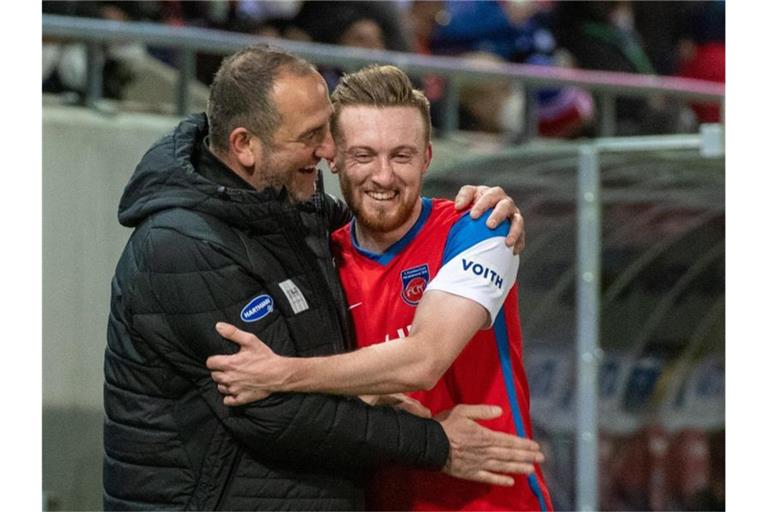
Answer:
353;152;374;163
301;128;322;142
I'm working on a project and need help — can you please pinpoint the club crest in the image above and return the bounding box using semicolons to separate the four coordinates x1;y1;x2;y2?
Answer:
400;264;430;306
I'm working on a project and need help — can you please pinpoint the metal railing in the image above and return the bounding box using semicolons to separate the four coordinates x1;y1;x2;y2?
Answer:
42;14;725;138
573;125;723;510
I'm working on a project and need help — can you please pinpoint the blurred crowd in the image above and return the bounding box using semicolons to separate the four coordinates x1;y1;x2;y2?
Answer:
43;0;725;139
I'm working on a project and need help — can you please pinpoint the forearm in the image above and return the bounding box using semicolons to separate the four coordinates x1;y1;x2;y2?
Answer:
276;294;487;396
209;293;487;401
277;334;445;396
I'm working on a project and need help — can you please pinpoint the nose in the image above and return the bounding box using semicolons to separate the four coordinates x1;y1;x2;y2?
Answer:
315;127;336;160
371;156;395;188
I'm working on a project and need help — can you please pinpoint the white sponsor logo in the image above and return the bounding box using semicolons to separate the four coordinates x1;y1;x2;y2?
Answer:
279;279;309;314
461;258;503;289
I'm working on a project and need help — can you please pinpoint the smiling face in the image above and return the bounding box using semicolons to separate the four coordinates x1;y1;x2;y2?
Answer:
335;105;432;247
255;70;335;203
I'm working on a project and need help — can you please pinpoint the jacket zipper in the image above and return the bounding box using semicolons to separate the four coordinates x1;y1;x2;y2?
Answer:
283;208;347;355
212;447;243;510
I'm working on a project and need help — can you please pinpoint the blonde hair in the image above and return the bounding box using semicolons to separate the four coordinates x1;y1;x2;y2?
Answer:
330;65;431;145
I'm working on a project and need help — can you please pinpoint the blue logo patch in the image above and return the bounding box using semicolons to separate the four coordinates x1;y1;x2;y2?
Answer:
400;264;430;306
240;294;274;322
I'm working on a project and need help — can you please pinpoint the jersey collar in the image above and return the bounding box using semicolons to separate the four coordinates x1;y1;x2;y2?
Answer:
351;197;432;265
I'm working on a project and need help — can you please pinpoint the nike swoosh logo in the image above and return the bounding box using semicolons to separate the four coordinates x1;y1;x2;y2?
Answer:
348;302;363;310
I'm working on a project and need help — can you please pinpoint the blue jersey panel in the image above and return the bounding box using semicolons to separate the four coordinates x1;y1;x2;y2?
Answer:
442;209;511;265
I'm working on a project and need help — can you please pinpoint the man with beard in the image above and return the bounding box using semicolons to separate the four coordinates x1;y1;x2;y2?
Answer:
208;64;553;510
104;46;538;510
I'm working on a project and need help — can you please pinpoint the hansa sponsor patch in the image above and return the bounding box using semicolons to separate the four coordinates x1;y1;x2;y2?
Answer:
240;294;274;322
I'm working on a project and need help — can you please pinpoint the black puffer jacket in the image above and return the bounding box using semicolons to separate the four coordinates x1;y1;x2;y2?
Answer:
103;114;449;510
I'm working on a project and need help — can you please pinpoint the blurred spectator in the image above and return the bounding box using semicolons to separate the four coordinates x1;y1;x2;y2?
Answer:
428;0;594;138
665;428;724;511
290;1;410;91
159;1;228;27
676;1;725;124
409;1;447;55
552;1;687;135
552;1;653;75
236;0;304;35
42;1;214;112
152;2;305;85
293;1;411;52
632;1;692;76
457;51;526;137
430;0;555;63
42;1;160;100
145;2;232;85
222;2;307;42
43;0;720;136
403;1;451;129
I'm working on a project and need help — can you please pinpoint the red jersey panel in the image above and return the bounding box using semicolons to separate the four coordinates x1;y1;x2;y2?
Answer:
331;198;552;511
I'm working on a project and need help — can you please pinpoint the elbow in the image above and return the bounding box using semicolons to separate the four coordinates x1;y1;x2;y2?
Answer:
406;375;436;392
416;374;441;392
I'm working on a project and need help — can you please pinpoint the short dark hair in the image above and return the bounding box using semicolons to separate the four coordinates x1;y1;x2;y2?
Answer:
330;65;431;146
206;45;316;152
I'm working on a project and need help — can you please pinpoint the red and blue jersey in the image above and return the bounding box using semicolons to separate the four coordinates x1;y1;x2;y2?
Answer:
331;198;552;511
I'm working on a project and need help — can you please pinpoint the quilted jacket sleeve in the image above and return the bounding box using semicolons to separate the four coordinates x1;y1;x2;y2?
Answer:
125;220;449;473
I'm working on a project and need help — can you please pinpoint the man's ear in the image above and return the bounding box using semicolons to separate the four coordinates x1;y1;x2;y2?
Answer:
330;134;343;174
422;142;433;176
229;127;262;169
329;148;341;174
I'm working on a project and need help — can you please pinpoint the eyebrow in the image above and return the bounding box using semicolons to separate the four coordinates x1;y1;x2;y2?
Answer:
346;145;374;153
345;145;419;154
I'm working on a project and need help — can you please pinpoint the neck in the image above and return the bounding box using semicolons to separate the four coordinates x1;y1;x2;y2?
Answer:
354;198;424;254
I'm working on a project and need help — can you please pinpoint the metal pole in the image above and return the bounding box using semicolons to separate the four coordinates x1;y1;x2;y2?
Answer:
176;49;196;116
599;93;616;137
525;86;539;141
719;99;726;126
85;42;105;108
575;145;602;511
441;78;459;136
